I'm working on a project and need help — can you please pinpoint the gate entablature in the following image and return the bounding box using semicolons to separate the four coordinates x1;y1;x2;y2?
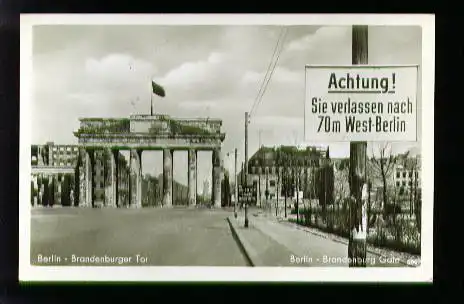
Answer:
74;114;225;150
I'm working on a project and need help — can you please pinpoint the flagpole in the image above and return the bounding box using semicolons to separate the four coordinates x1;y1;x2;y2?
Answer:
150;77;154;116
150;91;153;116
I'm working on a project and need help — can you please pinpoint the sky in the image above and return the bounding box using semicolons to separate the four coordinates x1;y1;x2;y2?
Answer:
32;25;422;191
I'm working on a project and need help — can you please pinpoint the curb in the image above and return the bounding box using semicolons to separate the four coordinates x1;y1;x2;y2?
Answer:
226;217;256;267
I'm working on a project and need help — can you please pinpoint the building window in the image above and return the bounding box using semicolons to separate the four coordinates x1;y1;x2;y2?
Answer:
396;172;400;178
408;171;412;178
396;181;400;187
415;172;419;178
408;181;412;187
100;181;104;188
270;180;276;187
402;181;406;186
403;172;406;178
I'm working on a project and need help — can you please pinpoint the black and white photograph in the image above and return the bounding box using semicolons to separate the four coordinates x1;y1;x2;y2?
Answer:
19;14;434;282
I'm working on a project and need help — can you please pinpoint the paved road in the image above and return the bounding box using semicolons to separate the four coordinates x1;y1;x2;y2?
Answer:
30;206;249;266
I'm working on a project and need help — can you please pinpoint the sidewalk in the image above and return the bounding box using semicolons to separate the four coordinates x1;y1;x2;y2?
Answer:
228;210;418;267
227;215;299;267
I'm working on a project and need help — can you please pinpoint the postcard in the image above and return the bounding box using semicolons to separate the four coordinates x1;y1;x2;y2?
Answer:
19;14;434;282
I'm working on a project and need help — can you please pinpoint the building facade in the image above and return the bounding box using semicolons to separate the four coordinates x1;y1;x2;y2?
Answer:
31;142;81;207
238;145;329;205
31;142;131;208
393;155;421;195
31;142;80;167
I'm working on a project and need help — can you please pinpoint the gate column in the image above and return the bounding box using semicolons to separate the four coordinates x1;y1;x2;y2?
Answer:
78;148;86;207
85;149;94;207
130;149;142;208
104;148;118;207
188;149;197;207
212;148;222;208
163;148;173;207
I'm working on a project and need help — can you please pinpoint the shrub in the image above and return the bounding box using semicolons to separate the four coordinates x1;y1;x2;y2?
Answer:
288;207;420;255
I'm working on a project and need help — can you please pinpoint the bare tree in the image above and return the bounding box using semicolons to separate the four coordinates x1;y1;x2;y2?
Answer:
334;159;350;199
334;161;349;232
409;157;416;207
371;143;397;217
409;156;421;230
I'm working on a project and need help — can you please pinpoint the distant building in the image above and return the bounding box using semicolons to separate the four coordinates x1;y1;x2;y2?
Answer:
237;145;329;205
203;179;210;198
31;142;80;207
30;142;131;208
31;142;80;167
393;155;421;195
364;152;422;208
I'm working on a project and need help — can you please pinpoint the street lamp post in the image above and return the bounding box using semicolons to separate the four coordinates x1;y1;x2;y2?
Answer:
244;185;249;228
225;149;239;218
234;148;238;219
284;163;288;219
244;112;249;228
276;166;279;217
296;156;300;224
265;167;269;214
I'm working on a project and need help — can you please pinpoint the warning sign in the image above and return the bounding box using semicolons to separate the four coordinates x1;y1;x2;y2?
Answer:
304;65;419;142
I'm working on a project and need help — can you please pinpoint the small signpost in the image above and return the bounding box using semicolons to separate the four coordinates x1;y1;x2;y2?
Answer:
238;178;257;205
238;176;257;228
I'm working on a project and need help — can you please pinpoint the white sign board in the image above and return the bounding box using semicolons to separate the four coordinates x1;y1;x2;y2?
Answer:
304;65;418;142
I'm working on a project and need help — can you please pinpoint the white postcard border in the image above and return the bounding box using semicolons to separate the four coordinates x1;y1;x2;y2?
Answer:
19;14;434;282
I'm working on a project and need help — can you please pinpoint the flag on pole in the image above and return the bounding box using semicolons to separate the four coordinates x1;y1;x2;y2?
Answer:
151;80;165;97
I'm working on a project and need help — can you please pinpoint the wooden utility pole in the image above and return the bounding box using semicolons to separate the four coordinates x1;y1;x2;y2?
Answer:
234;148;238;218
244;112;249;228
296;156;299;223
348;25;368;267
245;112;249;179
282;165;288;218
276;164;279;217
275;152;278;217
265;158;269;213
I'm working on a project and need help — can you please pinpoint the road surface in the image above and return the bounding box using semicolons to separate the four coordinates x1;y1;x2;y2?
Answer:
30;206;249;266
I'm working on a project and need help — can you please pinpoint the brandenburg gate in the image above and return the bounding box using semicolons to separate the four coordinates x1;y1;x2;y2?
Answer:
74;114;226;208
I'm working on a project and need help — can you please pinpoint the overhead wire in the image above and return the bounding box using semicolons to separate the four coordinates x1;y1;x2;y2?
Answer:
250;27;288;120
249;27;286;118
235;26;289;175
